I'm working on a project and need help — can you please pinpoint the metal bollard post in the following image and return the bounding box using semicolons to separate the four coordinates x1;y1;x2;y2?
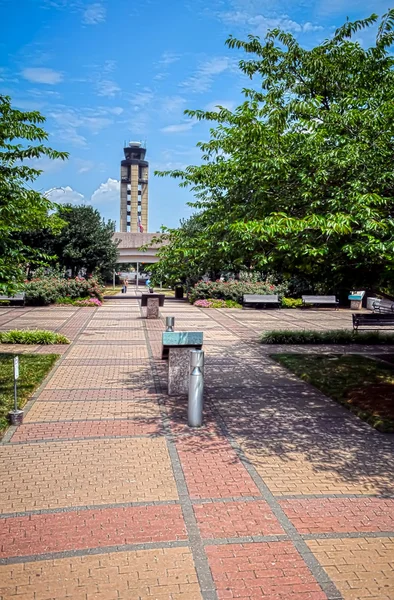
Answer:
188;350;204;427
166;316;175;332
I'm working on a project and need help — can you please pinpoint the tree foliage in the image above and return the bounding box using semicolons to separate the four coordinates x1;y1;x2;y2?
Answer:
47;204;118;278
155;11;394;292
0;95;68;293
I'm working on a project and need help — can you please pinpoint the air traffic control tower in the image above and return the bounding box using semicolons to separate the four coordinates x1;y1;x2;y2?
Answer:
120;142;148;233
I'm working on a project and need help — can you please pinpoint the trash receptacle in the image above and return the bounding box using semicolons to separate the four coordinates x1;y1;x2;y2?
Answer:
175;285;184;299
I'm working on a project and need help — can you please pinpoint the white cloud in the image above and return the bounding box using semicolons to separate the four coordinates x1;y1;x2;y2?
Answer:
21;67;63;84
106;106;123;115
158;52;181;67
130;89;154;108
82;3;106;24
205;100;237;112
45;186;85;204
91;178;120;205
181;57;232;93
161;121;196;133
219;11;322;36
97;79;121;97
75;159;94;173
49;108;113;146
161;95;187;114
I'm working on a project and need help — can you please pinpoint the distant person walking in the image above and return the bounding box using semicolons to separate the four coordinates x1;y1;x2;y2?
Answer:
122;278;128;294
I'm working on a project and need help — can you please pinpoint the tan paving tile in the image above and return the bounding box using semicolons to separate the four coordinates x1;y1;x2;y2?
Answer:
244;449;393;496
0;438;178;513
24;399;161;422
0;547;201;600
46;364;153;389
307;537;394;600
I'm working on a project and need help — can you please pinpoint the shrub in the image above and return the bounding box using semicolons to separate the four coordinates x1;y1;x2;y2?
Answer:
261;330;394;345
0;330;70;344
281;297;303;309
189;280;288;304
194;298;242;309
24;275;104;306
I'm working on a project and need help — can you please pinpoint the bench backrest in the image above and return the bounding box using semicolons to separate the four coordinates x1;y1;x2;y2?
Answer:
353;313;394;323
243;294;279;302
302;295;337;303
378;299;394;308
0;293;25;300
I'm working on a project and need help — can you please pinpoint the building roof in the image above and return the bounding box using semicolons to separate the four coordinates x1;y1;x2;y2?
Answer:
113;232;166;250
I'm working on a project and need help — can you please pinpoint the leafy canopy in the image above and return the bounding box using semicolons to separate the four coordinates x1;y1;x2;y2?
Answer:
49;204;119;278
155;11;394;291
0;95;68;293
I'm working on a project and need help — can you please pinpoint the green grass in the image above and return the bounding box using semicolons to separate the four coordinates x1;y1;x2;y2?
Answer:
261;329;394;345
272;353;394;432
0;353;59;434
0;330;70;345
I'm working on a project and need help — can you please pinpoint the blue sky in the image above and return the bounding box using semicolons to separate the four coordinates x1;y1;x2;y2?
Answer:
0;0;388;231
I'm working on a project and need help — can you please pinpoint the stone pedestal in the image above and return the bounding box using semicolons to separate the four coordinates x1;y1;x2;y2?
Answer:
350;300;362;310
168;348;191;395
168;348;205;396
146;297;159;319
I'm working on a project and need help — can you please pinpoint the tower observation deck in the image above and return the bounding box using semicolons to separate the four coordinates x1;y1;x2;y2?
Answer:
120;142;148;233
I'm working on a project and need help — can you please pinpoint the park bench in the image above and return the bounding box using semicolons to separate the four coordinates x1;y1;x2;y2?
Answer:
0;292;25;306
243;294;280;309
352;312;394;331
372;299;394;314
302;295;339;309
162;331;204;395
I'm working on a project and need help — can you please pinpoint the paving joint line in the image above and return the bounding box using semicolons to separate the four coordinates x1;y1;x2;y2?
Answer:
0;499;180;519
209;400;344;600
8;433;162;445
278;493;394;499
1;307;99;444
140;304;218;600
0;540;190;566
302;531;394;541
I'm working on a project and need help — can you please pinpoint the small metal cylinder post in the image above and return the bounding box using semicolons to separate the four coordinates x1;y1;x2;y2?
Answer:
188;350;204;427
166;316;175;332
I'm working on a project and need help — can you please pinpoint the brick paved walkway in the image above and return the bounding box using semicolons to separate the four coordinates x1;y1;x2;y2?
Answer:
0;301;393;600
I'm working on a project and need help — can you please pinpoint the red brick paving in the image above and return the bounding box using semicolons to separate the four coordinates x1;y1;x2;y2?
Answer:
280;498;394;534
0;504;187;558
1;304;394;600
206;541;327;600
175;434;259;499
11;419;161;442
194;501;284;538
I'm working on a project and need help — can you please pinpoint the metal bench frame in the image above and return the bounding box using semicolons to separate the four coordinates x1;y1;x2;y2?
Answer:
352;313;394;331
302;295;339;309
243;294;280;309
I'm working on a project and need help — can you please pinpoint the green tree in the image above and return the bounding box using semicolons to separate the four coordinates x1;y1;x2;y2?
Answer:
51;204;118;278
156;11;394;292
0;95;68;292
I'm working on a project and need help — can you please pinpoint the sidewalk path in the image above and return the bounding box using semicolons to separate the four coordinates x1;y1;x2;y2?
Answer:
0;301;393;600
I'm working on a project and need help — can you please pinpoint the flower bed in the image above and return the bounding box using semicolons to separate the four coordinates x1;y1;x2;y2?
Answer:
56;297;102;307
189;280;288;304
24;276;104;306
